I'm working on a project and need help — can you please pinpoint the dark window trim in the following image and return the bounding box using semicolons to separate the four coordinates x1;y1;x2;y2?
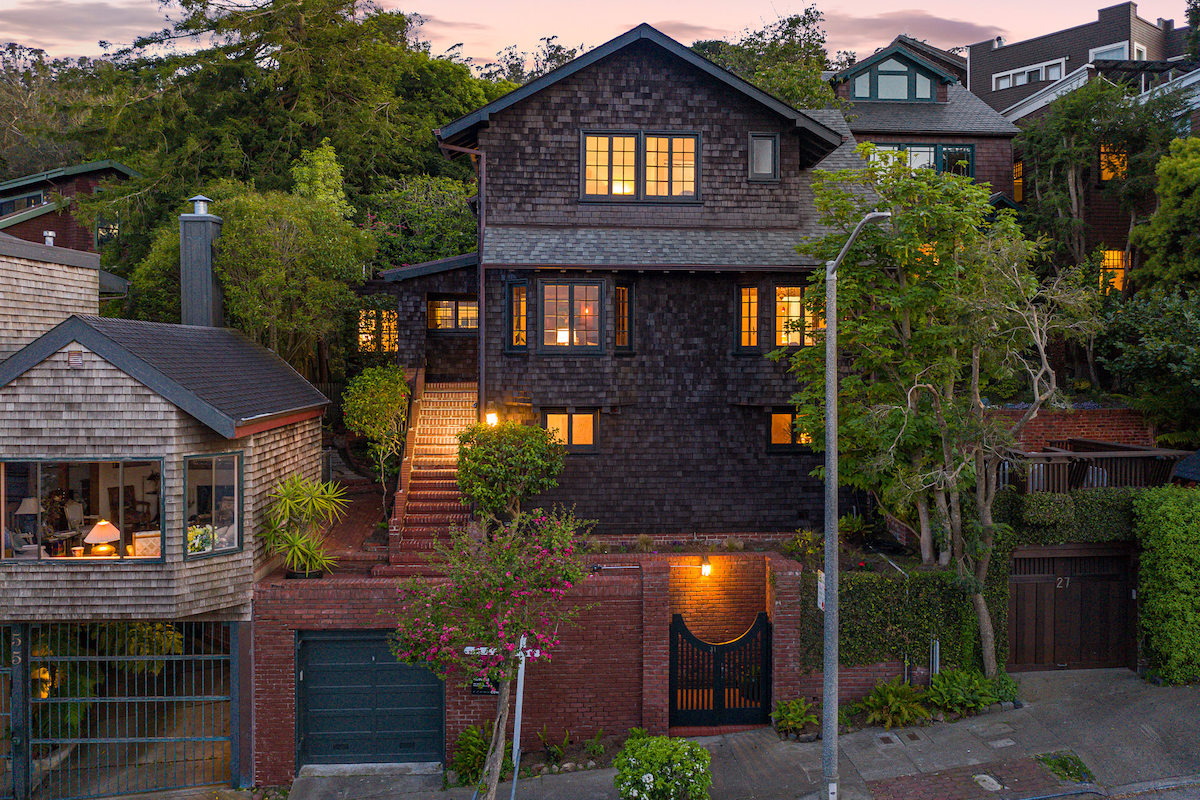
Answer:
737;284;761;354
0;457;167;564
875;142;975;179
536;279;606;354
773;282;811;349
614;282;634;352
541;408;600;453
427;295;479;334
748;132;781;182
504;281;528;353
183;451;244;561
850;60;938;102
579;130;703;203
768;409;813;451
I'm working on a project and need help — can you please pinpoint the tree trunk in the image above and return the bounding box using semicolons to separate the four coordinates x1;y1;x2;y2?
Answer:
481;677;513;800
915;492;934;565
972;591;999;678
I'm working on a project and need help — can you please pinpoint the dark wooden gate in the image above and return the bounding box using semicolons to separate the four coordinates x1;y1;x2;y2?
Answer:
669;613;770;727
1008;543;1135;671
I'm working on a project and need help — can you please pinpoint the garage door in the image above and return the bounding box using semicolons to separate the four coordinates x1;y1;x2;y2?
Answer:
1008;543;1135;671
297;631;444;766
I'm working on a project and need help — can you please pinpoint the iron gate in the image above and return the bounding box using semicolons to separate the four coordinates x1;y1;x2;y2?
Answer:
669;612;771;727
1;626;13;800
3;622;235;800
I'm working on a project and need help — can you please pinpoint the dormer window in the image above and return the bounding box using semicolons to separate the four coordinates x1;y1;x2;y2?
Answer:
851;58;935;101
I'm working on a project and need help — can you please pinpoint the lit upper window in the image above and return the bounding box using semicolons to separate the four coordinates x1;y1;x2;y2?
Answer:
359;309;398;353
739;287;758;348
582;132;699;200
1013;161;1024;203
427;298;478;331
1100;145;1128;181
1101;250;1127;292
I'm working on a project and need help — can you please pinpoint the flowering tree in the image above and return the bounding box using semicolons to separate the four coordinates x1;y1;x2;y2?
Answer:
392;510;590;800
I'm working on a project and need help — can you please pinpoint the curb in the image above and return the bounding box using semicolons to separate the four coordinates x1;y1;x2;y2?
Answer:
1009;783;1102;800
1108;773;1200;797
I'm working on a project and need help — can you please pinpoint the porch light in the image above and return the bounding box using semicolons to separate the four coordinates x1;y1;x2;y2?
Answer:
485;403;499;427
85;519;121;557
700;555;712;577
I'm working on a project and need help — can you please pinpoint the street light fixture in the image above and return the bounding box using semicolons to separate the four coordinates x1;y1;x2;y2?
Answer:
822;210;890;800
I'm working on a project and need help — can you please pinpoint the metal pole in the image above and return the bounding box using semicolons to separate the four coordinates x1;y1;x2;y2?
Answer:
509;636;527;800
821;211;890;800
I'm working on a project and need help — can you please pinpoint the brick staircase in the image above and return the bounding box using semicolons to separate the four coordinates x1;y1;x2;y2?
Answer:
385;381;476;567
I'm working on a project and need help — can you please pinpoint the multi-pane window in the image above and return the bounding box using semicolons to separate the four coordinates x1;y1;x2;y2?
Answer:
544;410;597;451
542;283;601;349
1013;161;1024;203
851;58;935;101
645;135;697;197
1101;250;1128;292
584;134;637;197
0;191;43;217
358;309;398;353
427;298;479;331
776;286;805;346
940;146;973;177
873;143;974;178
1100;145;1128;181
508;284;527;348
185;454;241;558
739;287;759;348
615;284;632;350
770;412;813;446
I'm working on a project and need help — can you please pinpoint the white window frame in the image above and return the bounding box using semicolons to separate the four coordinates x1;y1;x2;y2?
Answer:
992;58;1067;91
1089;41;1129;62
1134;43;1147;60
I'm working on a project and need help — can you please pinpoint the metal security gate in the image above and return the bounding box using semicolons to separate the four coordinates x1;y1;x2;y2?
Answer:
1;626;13;800
669;613;771;727
1008;543;1136;671
4;622;234;800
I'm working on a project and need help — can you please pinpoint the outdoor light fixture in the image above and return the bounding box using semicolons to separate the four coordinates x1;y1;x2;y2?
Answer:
485;403;499;427
700;555;712;577
85;519;121;557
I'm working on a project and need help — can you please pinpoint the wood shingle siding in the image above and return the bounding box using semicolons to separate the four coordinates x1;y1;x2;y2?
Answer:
0;255;98;360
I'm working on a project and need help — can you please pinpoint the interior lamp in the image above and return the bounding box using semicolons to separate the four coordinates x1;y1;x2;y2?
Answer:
85;519;121;556
16;497;41;516
700;555;712;577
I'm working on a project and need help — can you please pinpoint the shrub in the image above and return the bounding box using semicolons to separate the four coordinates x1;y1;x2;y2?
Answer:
1134;487;1200;684
451;724;511;786
771;697;819;739
991;671;1019;703
613;736;711;800
457;422;564;521
343;365;410;513
781;529;821;567
1021;492;1076;529
926;668;998;717
859;676;931;730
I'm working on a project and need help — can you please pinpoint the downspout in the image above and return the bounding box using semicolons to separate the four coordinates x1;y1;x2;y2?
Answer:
437;140;487;423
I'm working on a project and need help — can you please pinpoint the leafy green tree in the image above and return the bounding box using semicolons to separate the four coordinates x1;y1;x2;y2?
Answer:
362;175;477;273
456;422;565;523
0;43;90;179
479;36;580;84
1099;292;1200;446
1130;137;1200;289
692;8;840;109
789;145;1100;675
342;365;411;513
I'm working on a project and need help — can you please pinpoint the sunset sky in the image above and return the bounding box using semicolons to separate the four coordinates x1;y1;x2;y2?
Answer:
0;0;1188;64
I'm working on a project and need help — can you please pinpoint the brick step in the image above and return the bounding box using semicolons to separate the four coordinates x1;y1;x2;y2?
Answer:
410;462;458;473
420;395;476;404
400;526;456;538
407;490;463;502
406;478;458;490
405;514;470;527
427;382;477;390
374;562;444;577
405;501;466;514
415;434;463;446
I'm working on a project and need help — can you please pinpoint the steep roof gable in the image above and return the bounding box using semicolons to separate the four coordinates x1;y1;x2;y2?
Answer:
834;43;958;86
437;23;841;166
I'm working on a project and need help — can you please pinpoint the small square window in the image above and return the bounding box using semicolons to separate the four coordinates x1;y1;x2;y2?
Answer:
770;411;813;447
996;74;1012;90
544;410;597;451
748;133;780;182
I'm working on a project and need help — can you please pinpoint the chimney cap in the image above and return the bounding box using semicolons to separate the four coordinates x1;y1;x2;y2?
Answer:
187;195;213;215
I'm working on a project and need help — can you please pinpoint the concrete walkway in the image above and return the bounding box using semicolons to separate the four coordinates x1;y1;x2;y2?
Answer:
285;669;1200;800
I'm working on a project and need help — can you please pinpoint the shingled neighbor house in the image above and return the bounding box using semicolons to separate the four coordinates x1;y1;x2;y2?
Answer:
0;199;326;798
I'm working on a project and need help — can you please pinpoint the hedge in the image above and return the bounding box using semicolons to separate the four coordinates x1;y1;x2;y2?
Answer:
1132;486;1200;684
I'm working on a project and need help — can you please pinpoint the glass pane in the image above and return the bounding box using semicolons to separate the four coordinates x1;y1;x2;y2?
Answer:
672;137;696;196
572;413;594;447
776;286;803;346
123;460;161;558
3;462;39;560
1013;71;1028;86
908;146;936;170
543;284;570;346
853;73;870;97
877;73;909;99
457;301;479;329
645;136;669;197
613;136;637;195
615;286;629;348
878;59;905;71
751;137;775;176
213;455;238;552
428;300;456;329
1093;45;1125;60
996;75;1011;90
941;147;972;176
585;135;610;195
916;73;932;99
740;287;758;347
511;286;526;347
1046;63;1062;80
771;414;794;445
546;414;568;445
358;309;377;351
187;458;215;555
574;284;600;347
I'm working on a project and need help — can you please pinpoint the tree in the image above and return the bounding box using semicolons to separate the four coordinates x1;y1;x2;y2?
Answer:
1130;137;1200;289
479;36;581;84
392;510;589;800
692;9;840;109
0;44;90;179
361;175;477;274
343;365;411;514
456;423;565;524
788;145;1100;675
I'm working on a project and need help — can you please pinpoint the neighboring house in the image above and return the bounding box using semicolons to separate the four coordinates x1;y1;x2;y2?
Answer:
966;2;1192;117
0;198;326;798
830;40;1021;199
0;159;139;252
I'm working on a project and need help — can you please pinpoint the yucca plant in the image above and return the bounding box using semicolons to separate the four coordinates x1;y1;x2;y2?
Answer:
264;475;347;577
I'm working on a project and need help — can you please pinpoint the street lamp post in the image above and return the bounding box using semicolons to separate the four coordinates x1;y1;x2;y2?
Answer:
821;210;891;800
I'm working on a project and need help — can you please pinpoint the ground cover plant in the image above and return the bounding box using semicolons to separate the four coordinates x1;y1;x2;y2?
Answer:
613;735;712;800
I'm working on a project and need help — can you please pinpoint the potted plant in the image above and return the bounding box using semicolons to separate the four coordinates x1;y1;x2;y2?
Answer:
263;474;348;578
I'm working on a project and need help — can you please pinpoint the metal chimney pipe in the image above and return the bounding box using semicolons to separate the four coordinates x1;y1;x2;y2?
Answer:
41;230;55;247
180;194;224;327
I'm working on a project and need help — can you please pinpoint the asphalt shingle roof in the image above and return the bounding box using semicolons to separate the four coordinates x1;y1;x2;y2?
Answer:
846;84;1020;136
0;315;327;438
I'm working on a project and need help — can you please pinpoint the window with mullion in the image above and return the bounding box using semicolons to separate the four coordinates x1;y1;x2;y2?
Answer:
541;282;602;351
584;134;638;197
645;135;696;197
739;286;759;349
507;282;528;350
544;409;598;452
614;283;633;350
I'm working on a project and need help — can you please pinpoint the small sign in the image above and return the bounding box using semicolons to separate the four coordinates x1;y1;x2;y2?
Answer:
817;569;825;612
470;676;499;696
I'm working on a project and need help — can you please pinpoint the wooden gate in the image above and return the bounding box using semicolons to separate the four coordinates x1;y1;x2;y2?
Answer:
669;613;770;727
1008;543;1135;671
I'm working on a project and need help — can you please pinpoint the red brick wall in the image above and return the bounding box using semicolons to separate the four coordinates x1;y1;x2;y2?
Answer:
989;407;1155;451
670;554;765;643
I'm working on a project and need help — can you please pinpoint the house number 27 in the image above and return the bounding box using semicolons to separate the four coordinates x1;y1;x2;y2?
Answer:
1055;577;1071;589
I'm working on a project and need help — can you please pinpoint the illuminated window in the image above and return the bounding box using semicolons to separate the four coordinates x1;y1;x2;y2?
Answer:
544;409;597;451
427;298;478;331
584;134;638;197
739;287;758;348
770;411;813;447
1101;250;1127;292
805;306;825;347
1013;160;1024;203
645;136;696;197
615;284;632;350
776;286;805;346
358;309;398;352
508;283;527;348
1100;145;1127;181
542;282;601;350
870;143;973;177
582;132;700;200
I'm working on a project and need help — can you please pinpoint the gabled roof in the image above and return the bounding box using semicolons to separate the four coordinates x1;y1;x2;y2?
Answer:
0;159;141;196
847;84;1020;136
891;35;967;71
0;230;98;269
380;253;479;282
833;42;958;86
437;23;841;167
0;316;327;439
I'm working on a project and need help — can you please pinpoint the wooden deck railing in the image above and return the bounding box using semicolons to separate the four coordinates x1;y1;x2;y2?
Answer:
1001;439;1190;493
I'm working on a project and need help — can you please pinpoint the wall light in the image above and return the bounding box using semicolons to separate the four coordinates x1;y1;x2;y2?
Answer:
700;555;712;577
485;404;499;427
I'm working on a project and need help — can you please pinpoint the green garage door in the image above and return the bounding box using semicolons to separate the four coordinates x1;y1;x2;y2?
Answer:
297;631;444;766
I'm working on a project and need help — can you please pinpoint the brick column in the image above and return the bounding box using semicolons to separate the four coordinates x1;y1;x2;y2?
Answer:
766;554;807;703
640;561;670;734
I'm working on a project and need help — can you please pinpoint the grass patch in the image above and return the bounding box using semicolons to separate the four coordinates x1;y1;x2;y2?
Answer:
1036;750;1094;783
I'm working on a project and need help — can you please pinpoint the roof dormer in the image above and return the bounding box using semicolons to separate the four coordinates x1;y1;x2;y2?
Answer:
835;44;957;102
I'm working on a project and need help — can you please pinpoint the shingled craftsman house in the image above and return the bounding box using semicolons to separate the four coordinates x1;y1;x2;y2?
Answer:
0;199;326;798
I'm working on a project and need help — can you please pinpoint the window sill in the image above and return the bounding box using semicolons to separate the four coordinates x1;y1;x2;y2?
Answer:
578;197;703;205
184;548;242;562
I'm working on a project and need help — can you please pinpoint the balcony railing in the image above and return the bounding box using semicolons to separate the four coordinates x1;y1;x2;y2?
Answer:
1000;438;1190;494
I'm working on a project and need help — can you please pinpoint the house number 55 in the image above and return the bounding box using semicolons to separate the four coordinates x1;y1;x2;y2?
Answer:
1055;577;1071;589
